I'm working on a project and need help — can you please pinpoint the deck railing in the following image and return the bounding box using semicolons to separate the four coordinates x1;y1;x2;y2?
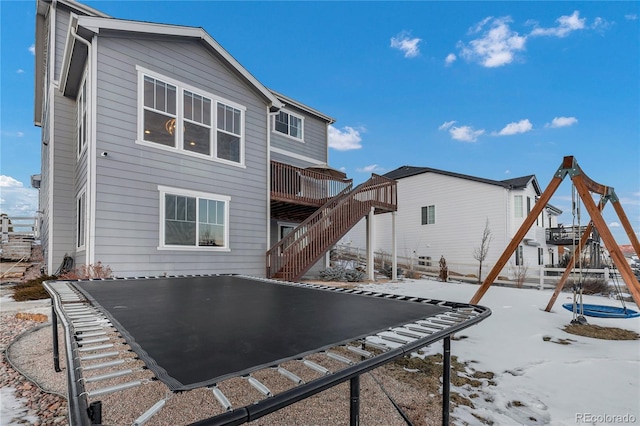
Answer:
1;216;39;242
270;161;353;206
546;225;590;245
267;174;396;281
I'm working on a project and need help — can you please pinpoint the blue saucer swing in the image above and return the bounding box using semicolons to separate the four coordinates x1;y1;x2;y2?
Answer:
562;303;640;319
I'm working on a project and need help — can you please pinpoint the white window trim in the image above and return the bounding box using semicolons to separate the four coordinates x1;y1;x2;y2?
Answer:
136;65;246;167
157;185;231;251
76;189;86;250
514;195;523;218
77;73;88;159
272;108;305;142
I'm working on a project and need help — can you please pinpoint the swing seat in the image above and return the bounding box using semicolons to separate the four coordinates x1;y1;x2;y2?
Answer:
562;303;640;319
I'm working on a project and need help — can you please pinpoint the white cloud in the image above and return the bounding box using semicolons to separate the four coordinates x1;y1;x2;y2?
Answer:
505;169;511;175
495;119;533;136
328;125;363;151
458;17;526;67
530;11;586;37
438;121;484;142
357;164;384;173
28;44;35;55
546;116;578;128
0;176;38;217
16;69;24;74
625;14;638;21
390;31;422;58
438;121;456;131
609;221;621;228
445;53;457;66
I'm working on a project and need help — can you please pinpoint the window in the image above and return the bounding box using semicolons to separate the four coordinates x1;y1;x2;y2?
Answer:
421;205;435;225
138;67;245;165
538;248;544;265
76;191;86;249
418;256;432;267
515;245;524;266
526;197;531;215
159;186;230;250
77;78;87;156
514;195;523;218
274;110;303;140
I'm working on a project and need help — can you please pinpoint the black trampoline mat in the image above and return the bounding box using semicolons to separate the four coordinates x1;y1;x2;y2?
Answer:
75;275;448;390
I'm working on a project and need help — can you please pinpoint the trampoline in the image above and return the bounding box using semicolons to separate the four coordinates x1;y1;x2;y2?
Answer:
45;275;490;425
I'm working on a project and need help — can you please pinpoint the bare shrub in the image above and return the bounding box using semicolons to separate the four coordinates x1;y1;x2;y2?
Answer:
509;262;529;288
562;277;611;295
58;262;113;280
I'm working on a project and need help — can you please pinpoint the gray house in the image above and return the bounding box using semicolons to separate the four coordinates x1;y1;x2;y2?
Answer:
34;0;396;278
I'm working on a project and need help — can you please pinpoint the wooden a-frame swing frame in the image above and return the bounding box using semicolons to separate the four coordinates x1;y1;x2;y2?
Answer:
469;156;640;311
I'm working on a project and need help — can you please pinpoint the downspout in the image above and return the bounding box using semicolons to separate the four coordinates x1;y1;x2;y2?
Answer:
70;26;94;266
47;1;57;274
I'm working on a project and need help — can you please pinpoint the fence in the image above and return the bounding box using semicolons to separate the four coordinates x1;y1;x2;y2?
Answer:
1;216;39;242
332;244;622;290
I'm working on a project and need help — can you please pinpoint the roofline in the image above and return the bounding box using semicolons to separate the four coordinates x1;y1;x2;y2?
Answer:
269;89;336;124
73;15;284;109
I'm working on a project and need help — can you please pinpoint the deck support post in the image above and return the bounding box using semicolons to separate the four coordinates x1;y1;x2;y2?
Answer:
366;207;375;281
391;211;397;281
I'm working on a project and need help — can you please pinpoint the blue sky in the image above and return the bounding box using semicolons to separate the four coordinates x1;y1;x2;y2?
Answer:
1;1;639;245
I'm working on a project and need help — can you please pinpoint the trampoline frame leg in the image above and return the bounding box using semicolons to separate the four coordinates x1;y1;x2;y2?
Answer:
52;302;61;372
350;375;360;426
442;336;451;426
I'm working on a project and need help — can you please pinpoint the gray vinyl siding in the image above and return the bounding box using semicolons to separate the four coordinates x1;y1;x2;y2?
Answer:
269;151;320;168
50;90;77;268
270;106;328;165
91;35;270;277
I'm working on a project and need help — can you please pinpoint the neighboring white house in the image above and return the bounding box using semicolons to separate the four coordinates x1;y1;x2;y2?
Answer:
342;165;563;280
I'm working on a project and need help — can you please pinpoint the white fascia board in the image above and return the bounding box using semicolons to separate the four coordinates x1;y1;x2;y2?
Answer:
75;16;284;110
58;14;79;95
270;89;336;124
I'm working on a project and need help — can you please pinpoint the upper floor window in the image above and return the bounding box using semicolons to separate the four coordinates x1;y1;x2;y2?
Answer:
77;78;87;157
159;186;230;250
421;205;435;225
514;195;523;218
274;110;303;140
138;66;245;165
515;245;524;266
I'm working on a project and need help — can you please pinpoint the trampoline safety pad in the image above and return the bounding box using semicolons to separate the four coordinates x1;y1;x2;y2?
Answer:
45;275;490;426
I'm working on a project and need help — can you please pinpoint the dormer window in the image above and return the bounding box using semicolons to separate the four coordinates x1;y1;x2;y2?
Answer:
274;110;303;141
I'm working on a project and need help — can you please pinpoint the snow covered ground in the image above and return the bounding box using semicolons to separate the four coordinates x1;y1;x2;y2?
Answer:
359;279;640;425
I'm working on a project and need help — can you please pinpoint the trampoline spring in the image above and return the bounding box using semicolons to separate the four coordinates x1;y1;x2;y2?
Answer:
417;321;444;330
77;337;110;345
82;368;134;383
303;360;330;375
73;326;104;333
211;386;232;411
78;343;114;352
346;346;372;358
380;334;411;344
405;325;434;335
75;331;107;339
80;351;119;361
132;399;166;426
86;380;142;398
83;359;125;371
276;367;303;384
325;351;354;365
394;329;425;339
247;377;272;397
431;318;456;326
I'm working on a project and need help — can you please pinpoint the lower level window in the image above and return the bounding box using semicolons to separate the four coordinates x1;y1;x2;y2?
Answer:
160;186;229;249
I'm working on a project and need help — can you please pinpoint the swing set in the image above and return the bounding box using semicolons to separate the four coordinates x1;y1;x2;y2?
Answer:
469;156;640;319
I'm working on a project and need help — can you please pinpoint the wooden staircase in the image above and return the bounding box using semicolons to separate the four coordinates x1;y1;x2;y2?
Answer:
267;174;397;281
